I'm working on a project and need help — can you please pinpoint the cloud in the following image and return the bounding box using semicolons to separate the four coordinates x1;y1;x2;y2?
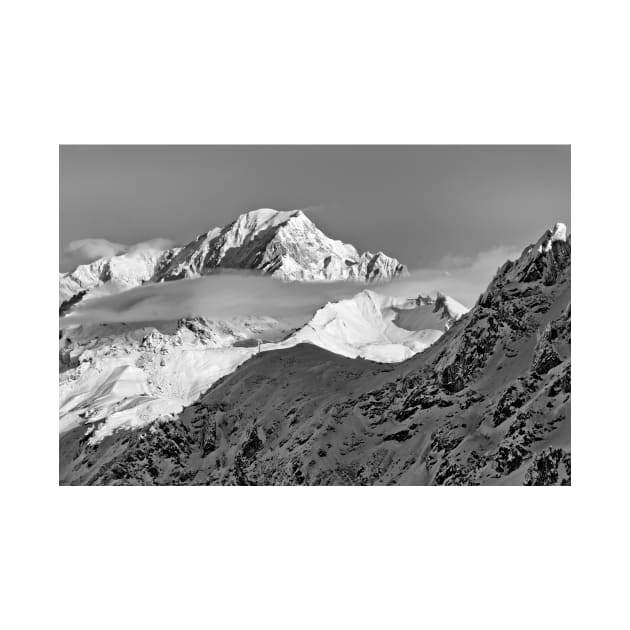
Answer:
128;238;175;254
380;245;523;307
60;237;175;273
60;238;126;272
59;245;521;328
435;253;474;269
59;271;363;328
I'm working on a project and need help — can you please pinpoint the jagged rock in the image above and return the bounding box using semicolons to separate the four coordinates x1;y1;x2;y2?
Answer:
524;448;571;485
492;381;529;427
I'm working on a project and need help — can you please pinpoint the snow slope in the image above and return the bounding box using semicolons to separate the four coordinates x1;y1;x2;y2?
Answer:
59;316;292;442
268;290;467;362
59;208;408;314
59;247;179;308
58;208;411;442
58;289;461;440
154;208;408;283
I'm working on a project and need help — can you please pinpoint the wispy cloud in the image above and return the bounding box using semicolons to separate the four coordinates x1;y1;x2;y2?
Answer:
127;238;175;254
59;271;363;328
381;245;523;307
60;238;126;272
59;245;521;328
60;237;175;272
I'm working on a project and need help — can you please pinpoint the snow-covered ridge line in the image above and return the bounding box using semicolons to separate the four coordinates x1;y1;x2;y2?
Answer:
266;289;468;362
59;247;180;307
59;288;467;441
153;208;408;284
59;208;408;310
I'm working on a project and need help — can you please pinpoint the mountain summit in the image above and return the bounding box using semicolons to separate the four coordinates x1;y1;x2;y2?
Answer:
268;290;468;362
153;208;408;283
59;208;408;310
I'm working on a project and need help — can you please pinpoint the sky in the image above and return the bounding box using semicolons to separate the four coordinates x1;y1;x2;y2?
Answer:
59;145;570;306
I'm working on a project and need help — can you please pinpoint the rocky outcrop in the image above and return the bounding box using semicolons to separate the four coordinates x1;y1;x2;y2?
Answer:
524;447;571;485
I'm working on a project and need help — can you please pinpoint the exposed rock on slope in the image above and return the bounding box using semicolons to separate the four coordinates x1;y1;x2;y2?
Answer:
60;223;570;485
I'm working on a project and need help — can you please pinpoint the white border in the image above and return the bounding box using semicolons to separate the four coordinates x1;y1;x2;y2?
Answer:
4;1;628;628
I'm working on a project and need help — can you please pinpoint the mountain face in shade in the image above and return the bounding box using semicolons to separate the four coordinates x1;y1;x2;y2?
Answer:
153;208;408;283
59;223;571;486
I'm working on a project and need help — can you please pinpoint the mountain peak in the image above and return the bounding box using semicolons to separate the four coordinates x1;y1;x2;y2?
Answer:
237;207;297;226
155;208;407;283
59;247;178;307
478;221;571;307
536;221;567;254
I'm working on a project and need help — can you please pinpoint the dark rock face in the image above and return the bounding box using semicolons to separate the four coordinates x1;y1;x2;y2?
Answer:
71;421;195;486
517;237;571;285
524;448;571;485
59;289;88;316
531;308;570;375
492;382;528;427
60;226;571;486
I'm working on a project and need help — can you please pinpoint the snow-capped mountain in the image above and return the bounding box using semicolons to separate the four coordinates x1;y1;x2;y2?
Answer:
58;209;413;444
153;208;408;283
59;223;571;486
59;208;408;313
268;290;468;362
59;247;179;309
58;289;463;441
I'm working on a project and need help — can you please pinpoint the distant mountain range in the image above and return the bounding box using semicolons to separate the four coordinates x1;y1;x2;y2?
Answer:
59;212;570;486
59;208;407;309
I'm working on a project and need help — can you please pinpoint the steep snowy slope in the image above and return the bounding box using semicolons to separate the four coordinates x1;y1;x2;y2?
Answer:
154;208;408;283
60;223;571;486
59;316;292;442
268;290;467;362
59;247;179;308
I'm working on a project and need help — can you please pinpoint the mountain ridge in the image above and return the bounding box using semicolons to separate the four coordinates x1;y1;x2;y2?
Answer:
59;208;408;311
59;222;571;485
153;208;408;283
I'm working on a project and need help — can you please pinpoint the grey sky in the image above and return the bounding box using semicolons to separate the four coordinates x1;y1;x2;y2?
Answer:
60;145;570;271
